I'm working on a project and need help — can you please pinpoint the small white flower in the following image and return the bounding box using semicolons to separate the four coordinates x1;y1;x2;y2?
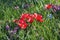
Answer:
15;6;19;9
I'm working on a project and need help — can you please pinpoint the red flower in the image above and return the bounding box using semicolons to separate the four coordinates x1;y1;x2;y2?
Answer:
27;17;33;23
21;13;30;19
33;13;43;22
14;13;44;29
16;18;28;29
33;13;42;19
20;13;34;23
33;13;37;18
45;4;52;9
18;19;26;24
18;22;28;29
39;19;44;22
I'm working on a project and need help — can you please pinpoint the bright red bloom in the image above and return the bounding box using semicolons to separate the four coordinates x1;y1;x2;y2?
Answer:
18;19;26;24
27;14;34;23
45;4;52;9
33;13;43;22
18;22;28;29
20;13;34;23
27;18;33;23
14;13;44;29
17;17;28;29
20;17;24;20
33;13;42;19
33;13;37;18
39;19;44;22
21;13;30;19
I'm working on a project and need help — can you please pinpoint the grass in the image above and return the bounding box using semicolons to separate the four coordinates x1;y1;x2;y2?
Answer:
0;0;60;40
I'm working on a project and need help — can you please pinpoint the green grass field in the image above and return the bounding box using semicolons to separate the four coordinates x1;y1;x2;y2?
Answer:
0;0;60;40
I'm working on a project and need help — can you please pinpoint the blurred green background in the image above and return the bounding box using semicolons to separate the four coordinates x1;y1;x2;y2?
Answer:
0;0;60;40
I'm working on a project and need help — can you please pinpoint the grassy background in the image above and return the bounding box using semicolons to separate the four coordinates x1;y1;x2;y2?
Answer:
0;0;60;40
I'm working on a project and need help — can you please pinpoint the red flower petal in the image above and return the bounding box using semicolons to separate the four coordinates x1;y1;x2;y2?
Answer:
45;4;52;9
21;13;30;19
18;23;28;29
33;13;38;18
27;18;33;23
39;19;44;22
38;15;43;19
33;13;43;22
33;13;42;19
18;19;26;24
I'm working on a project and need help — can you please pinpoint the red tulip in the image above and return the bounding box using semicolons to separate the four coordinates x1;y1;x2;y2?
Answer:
45;4;52;9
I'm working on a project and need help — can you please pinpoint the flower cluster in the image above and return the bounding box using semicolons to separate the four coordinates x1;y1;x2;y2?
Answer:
6;24;19;34
5;24;19;40
13;13;44;29
45;4;52;9
45;4;60;18
45;4;60;11
52;5;60;12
